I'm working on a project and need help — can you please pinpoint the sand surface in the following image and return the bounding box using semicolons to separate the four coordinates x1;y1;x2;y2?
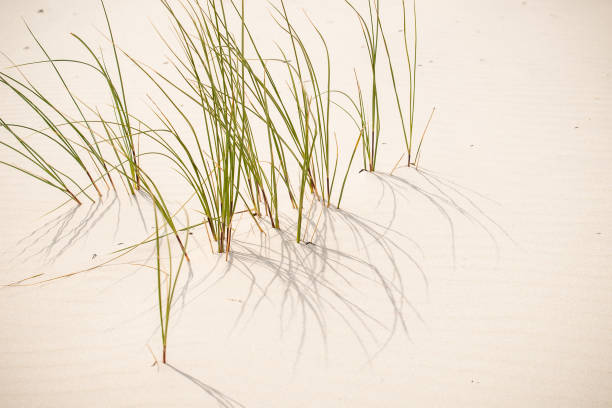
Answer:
1;0;611;406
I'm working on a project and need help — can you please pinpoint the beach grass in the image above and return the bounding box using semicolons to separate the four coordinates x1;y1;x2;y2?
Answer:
0;0;427;364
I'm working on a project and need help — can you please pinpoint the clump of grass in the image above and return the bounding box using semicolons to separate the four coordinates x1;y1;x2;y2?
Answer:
0;68;105;203
270;0;334;242
0;0;145;203
1;0;434;370
380;0;418;167
154;206;190;364
344;0;382;172
1;0;430;252
345;0;422;169
21;23;113;196
0;118;90;204
71;0;141;193
122;0;253;254
401;0;418;166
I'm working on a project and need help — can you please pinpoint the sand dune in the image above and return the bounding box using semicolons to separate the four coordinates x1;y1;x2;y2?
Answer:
0;0;611;406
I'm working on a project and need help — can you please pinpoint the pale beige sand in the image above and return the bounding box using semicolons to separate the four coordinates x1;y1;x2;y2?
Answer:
0;0;611;407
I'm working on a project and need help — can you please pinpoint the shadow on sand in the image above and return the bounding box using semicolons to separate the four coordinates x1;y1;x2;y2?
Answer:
158;167;513;408
167;364;246;408
3;167;512;406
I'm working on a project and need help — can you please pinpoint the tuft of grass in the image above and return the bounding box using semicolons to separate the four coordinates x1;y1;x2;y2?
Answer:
0;68;105;203
0;118;89;204
344;0;382;172
154;207;190;364
345;0;422;169
69;0;140;193
1;0;429;255
126;0;251;254
0;0;435;369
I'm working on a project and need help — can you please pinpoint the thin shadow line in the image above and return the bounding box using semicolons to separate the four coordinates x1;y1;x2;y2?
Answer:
167;363;246;408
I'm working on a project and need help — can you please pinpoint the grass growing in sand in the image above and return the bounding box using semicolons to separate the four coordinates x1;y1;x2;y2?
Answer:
345;0;424;169
0;0;430;363
154;208;190;364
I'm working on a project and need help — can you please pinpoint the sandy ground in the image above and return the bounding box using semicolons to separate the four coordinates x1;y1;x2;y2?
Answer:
0;0;611;406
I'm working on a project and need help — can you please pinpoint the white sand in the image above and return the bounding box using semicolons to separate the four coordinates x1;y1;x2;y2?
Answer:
1;0;611;406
